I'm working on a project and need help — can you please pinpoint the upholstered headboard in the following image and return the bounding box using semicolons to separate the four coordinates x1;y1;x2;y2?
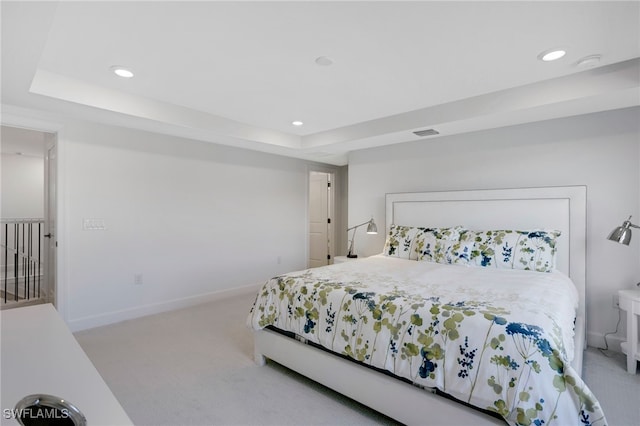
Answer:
385;186;587;326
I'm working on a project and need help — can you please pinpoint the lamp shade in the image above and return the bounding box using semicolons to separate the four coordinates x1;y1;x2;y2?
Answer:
607;216;639;246
608;226;632;245
366;219;378;234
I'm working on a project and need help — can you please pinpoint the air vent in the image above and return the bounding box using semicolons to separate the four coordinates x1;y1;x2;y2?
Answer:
413;128;440;137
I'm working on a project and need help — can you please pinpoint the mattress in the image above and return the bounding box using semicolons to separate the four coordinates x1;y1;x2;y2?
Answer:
247;255;606;425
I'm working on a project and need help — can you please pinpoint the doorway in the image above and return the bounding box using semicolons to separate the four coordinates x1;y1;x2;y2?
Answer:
308;171;335;268
0;125;57;309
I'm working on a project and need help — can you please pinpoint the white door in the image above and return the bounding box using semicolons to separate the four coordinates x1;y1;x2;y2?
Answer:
44;134;57;306
308;172;331;268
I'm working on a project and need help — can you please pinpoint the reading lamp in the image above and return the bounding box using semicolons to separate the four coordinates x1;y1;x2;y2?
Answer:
347;218;378;258
608;216;640;245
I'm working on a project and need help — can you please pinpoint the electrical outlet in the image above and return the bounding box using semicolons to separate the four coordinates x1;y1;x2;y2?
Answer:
134;274;143;285
612;294;620;309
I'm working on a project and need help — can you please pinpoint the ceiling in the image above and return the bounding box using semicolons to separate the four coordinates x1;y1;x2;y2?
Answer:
1;126;46;158
2;1;639;165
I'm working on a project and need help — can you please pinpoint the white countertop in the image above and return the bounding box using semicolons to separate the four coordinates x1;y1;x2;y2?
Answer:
1;304;132;425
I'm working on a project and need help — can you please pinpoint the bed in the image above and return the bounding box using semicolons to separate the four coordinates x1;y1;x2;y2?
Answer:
247;186;606;425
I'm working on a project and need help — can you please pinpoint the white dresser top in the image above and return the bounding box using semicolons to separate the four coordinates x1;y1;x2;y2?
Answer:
1;303;132;425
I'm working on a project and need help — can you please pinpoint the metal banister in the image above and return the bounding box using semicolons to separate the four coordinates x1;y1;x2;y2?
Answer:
1;218;45;304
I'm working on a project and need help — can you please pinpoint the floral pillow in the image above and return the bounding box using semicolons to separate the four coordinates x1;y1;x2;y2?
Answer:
383;225;465;259
408;226;466;260
461;229;561;272
383;225;422;259
415;237;473;265
422;225;465;241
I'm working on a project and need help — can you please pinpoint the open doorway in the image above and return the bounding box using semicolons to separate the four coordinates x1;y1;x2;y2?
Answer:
308;170;335;268
1;125;57;309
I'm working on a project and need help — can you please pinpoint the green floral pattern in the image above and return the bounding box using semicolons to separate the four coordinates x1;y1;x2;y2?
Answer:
383;225;465;260
414;237;474;265
248;258;606;426
383;225;422;258
462;230;561;272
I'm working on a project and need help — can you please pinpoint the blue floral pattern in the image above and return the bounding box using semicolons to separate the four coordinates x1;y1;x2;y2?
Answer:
415;237;474;265
383;225;422;258
248;258;606;426
383;225;465;260
462;230;561;272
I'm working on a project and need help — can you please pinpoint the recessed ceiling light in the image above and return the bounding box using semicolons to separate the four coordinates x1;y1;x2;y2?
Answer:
292;121;304;126
577;54;602;68
538;49;566;62
315;56;334;66
110;66;134;78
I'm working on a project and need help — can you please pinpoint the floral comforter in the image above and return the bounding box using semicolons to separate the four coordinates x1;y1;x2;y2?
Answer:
247;255;606;426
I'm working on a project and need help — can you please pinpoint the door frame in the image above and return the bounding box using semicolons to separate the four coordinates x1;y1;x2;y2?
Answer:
43;133;57;307
1;110;67;320
308;170;334;267
306;165;341;267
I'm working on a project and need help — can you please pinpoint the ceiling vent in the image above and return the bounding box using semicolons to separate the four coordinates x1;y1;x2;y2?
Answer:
413;128;440;137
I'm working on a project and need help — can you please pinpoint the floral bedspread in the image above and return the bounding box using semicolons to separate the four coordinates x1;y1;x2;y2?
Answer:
247;255;607;426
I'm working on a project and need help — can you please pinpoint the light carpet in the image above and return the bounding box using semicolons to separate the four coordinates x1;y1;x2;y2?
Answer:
75;290;639;426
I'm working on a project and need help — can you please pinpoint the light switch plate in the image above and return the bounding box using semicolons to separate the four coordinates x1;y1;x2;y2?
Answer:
83;218;106;230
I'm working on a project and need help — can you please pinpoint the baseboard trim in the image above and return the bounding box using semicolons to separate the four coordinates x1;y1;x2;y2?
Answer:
68;283;262;332
587;330;625;353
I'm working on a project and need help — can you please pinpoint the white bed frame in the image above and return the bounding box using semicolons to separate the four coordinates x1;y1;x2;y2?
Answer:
253;186;587;425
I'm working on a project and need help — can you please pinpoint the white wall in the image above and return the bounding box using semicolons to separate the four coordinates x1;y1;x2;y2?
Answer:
1;154;44;219
347;107;640;350
337;165;349;255
56;120;331;330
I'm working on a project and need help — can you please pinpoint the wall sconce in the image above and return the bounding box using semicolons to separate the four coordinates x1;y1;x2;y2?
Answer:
347;218;377;258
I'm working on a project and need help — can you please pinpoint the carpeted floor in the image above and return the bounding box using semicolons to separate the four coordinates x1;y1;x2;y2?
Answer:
75;290;639;426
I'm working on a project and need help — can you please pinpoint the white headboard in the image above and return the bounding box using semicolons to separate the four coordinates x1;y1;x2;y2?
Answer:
385;186;587;323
